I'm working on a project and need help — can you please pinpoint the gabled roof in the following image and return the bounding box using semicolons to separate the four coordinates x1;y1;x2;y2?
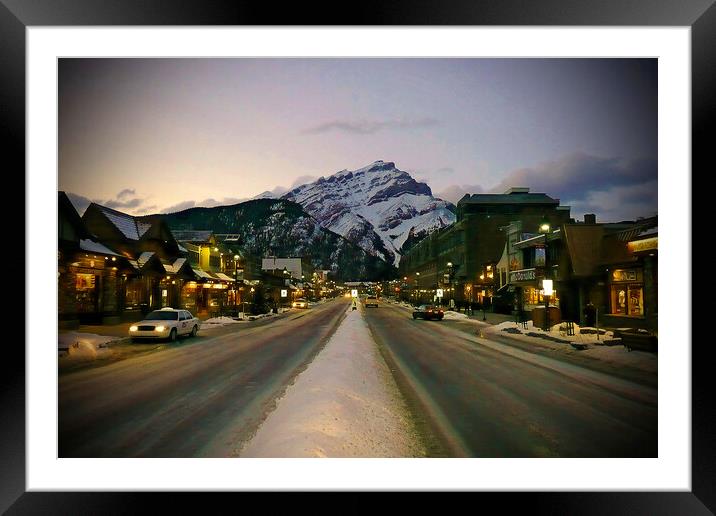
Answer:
91;203;152;240
58;191;92;242
163;257;188;274
137;252;156;267
611;217;658;242
562;225;606;277
79;239;122;257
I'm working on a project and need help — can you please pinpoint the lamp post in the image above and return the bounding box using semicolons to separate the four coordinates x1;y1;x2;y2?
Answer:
538;218;551;331
234;254;240;314
416;272;421;305
446;262;453;309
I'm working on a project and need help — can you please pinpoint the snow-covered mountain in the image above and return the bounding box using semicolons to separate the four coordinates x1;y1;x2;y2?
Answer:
281;161;456;266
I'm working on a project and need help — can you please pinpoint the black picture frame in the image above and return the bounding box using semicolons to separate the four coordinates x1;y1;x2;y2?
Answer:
2;1;707;513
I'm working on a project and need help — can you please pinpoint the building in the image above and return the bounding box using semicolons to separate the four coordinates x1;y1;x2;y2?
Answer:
494;214;657;331
261;257;313;281
399;187;572;306
58;192;126;327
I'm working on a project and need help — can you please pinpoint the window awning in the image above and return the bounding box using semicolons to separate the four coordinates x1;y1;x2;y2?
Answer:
215;272;235;282
191;267;214;280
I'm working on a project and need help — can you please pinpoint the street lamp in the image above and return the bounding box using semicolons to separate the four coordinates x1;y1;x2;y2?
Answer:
446;262;454;309
416;272;421;305
538;218;551;331
234;254;240;314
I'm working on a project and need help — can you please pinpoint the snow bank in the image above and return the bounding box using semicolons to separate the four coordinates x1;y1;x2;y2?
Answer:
58;332;118;360
480;320;655;372
240;306;425;458
442;310;468;320
202;316;244;326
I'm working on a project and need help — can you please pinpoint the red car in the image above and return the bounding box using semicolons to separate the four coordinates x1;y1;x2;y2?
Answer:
412;305;444;320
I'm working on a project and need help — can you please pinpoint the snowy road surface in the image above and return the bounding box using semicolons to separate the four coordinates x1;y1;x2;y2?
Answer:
240;305;425;457
365;303;657;457
58;297;657;458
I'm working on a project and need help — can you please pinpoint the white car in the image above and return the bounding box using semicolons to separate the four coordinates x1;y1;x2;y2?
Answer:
129;308;200;342
292;298;309;309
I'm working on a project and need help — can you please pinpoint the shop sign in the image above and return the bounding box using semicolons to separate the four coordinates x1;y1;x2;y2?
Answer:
280;289;288;298
351;289;358;298
612;269;639;282
628;237;657;253
436;289;443;298
509;268;536;282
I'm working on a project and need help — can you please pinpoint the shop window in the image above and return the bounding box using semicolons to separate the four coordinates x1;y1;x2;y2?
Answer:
124;278;144;310
523;286;560;307
75;273;97;313
610;284;644;316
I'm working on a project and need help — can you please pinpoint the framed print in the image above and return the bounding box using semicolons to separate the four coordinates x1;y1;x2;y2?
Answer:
2;0;710;513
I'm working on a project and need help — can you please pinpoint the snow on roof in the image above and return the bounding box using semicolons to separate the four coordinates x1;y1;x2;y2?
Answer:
163;257;187;274
137;252;155;267
215;272;236;282
97;205;152;240
192;267;214;279
79;239;121;256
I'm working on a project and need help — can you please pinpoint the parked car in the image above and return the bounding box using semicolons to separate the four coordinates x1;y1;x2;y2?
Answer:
292;298;309;309
129;307;200;342
364;296;379;307
412;305;444;320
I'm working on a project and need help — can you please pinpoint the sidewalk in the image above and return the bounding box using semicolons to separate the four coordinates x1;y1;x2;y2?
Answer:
388;300;656;379
239;305;426;458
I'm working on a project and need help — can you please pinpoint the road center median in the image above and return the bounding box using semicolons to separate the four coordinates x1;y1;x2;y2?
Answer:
239;304;425;457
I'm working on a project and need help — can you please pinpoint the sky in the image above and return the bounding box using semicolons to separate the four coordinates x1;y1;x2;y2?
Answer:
59;58;657;222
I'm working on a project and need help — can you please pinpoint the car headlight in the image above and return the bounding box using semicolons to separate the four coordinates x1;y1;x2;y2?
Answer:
155;325;166;332
129;325;138;332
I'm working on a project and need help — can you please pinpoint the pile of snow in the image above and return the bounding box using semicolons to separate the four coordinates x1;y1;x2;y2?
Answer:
202;316;243;326
478;320;657;371
58;332;118;360
442;310;468;320
240;306;425;458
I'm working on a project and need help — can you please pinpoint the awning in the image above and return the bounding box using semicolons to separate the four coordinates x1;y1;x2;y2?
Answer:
215;272;236;282
191;267;214;280
496;283;516;294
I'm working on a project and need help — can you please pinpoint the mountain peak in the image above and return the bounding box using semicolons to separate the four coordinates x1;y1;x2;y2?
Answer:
282;161;455;266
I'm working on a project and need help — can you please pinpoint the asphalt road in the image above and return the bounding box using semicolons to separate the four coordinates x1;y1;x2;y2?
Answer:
58;298;349;457
364;302;658;458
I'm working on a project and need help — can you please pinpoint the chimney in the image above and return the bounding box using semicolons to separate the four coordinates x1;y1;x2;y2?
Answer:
503;187;530;195
584;214;596;224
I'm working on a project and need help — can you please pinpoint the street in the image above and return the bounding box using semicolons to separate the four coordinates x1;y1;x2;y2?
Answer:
364;302;657;457
59;298;657;458
58;298;347;457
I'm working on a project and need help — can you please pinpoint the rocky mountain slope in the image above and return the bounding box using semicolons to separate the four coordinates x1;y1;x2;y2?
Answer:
281;161;456;266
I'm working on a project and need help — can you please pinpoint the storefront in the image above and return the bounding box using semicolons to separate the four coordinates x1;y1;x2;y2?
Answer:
608;268;644;317
600;231;657;332
58;246;123;326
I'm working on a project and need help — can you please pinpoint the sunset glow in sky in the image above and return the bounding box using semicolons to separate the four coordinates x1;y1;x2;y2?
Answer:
59;58;657;222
